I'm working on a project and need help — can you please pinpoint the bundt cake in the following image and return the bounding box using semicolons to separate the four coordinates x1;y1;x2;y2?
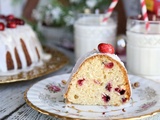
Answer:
64;43;131;106
0;14;51;76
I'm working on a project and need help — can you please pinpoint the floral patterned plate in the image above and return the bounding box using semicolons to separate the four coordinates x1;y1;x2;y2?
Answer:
24;74;160;120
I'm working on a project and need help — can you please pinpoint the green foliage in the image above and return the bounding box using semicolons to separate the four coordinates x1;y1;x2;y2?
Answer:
33;0;112;27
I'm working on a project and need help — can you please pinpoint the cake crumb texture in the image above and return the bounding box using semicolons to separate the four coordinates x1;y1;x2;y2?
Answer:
65;55;131;106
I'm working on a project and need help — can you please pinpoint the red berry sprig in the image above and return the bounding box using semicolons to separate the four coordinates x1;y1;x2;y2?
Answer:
98;43;115;54
0;14;25;30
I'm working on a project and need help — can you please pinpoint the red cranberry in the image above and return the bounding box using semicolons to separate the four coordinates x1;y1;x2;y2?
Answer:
122;98;127;103
6;15;14;20
102;94;110;102
7;22;16;28
0;15;6;19
115;88;120;92
104;62;114;69
98;43;115;54
77;78;85;86
115;88;126;95
105;83;112;92
120;89;125;95
0;22;5;31
14;18;25;25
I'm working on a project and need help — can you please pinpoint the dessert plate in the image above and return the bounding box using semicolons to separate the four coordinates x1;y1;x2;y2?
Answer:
0;47;69;84
24;74;160;120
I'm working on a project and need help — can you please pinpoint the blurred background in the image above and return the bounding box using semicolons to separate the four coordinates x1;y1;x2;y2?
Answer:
1;0;127;34
1;0;159;54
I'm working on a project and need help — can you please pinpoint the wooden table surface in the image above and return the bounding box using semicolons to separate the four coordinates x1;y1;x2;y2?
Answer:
0;45;160;120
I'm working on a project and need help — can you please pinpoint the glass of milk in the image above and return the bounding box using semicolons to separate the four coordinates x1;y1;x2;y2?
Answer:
126;18;160;81
74;13;117;60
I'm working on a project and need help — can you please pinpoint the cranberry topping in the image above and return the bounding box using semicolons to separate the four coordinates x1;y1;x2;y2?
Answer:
102;94;110;102
0;22;5;31
98;43;115;54
6;15;14;20
14;18;25;25
7;21;17;28
122;98;127;103
105;83;112;92
104;62;114;69
0;15;6;19
77;78;85;86
0;14;25;29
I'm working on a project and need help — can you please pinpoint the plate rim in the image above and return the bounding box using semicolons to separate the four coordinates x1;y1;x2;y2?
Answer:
24;74;160;120
0;47;69;84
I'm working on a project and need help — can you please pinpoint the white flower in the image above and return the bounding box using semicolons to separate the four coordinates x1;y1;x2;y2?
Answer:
64;11;75;26
44;10;53;25
86;0;97;8
33;0;109;26
64;15;75;26
47;4;52;9
32;9;42;21
45;10;51;16
51;7;63;20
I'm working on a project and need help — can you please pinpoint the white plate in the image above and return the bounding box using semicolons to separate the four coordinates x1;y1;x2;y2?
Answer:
24;74;160;120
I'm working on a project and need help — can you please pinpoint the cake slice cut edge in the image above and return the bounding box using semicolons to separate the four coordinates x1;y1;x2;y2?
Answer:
64;53;131;106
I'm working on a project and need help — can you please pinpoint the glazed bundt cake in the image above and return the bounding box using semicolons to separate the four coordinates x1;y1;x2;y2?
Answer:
64;43;131;106
0;14;51;76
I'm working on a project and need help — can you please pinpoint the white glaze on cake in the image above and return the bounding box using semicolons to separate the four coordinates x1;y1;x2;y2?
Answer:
0;24;51;76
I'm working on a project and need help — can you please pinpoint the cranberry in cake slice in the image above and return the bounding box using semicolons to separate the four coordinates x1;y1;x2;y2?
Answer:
64;43;131;106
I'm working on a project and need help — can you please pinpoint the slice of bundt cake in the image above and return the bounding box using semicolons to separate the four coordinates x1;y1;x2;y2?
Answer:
64;43;131;106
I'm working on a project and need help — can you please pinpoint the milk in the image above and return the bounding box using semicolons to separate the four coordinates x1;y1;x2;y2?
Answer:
74;14;117;60
126;24;160;81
